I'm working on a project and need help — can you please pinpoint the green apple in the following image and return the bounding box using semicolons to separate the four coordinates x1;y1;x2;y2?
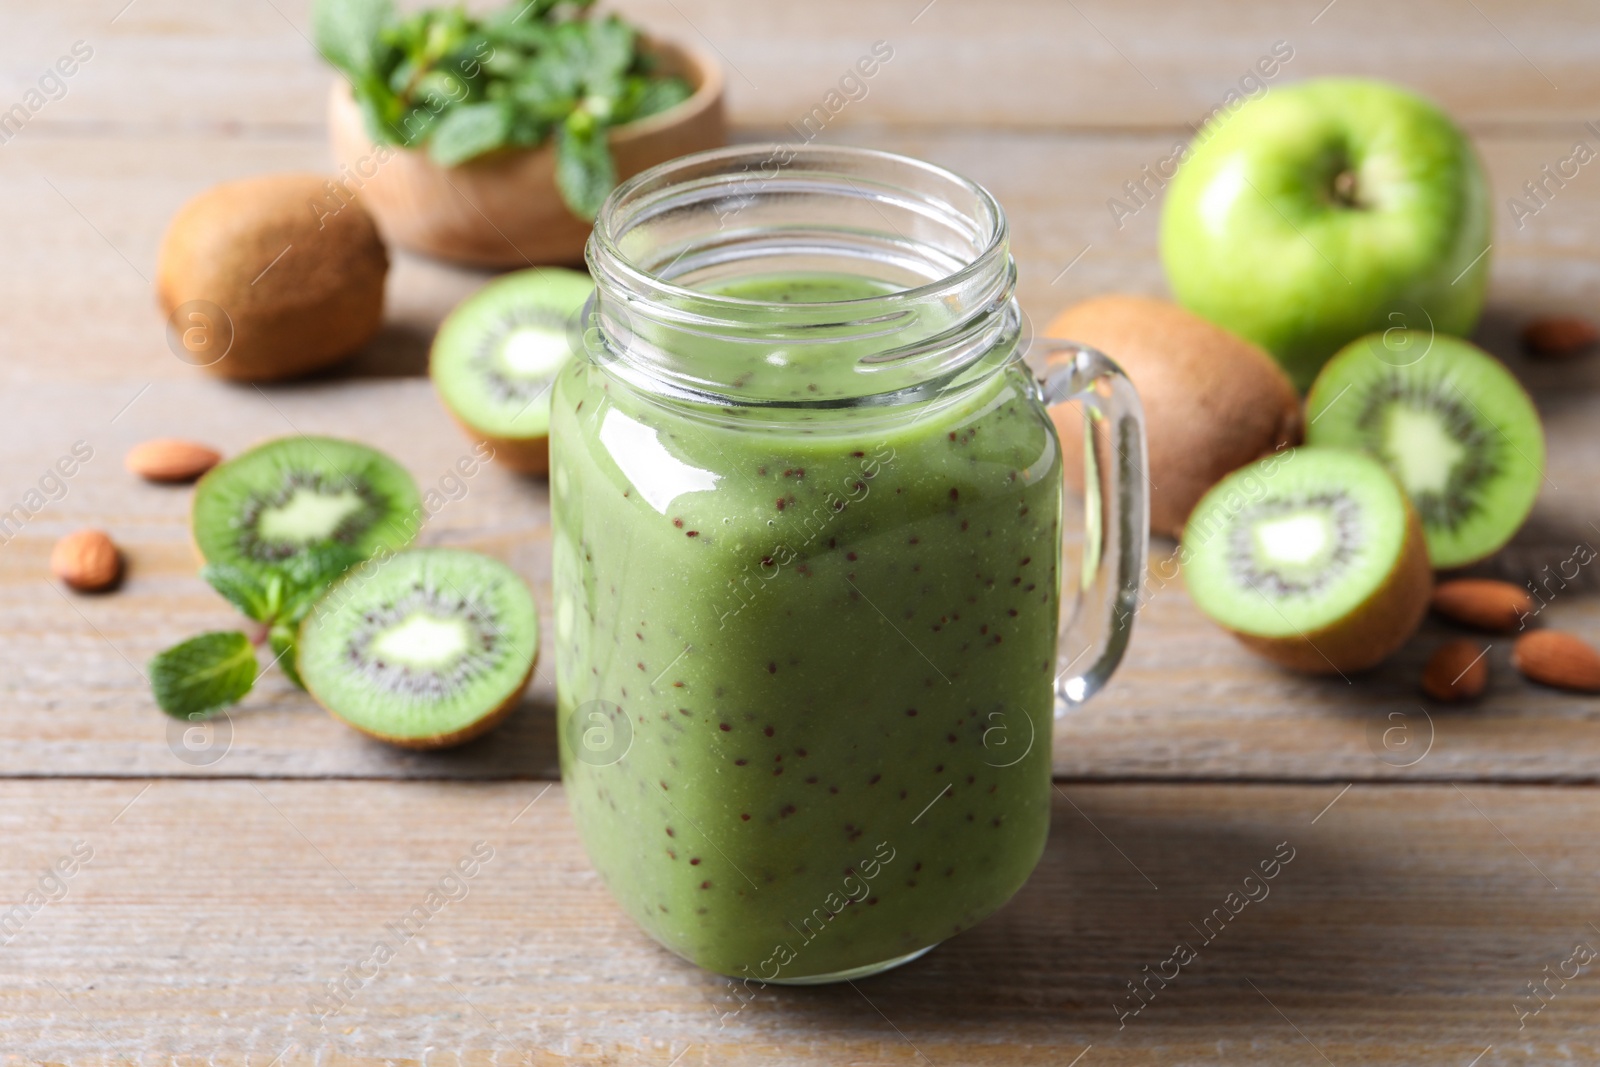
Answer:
1160;78;1491;390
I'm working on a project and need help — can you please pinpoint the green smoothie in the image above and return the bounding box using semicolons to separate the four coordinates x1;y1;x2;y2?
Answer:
551;272;1061;980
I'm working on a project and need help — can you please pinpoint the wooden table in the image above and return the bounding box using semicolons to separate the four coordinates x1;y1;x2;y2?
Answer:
4;1;1599;1062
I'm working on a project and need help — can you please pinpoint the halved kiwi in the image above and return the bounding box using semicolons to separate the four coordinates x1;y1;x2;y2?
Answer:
1182;447;1432;673
297;548;538;749
192;436;421;578
430;268;595;475
1305;332;1545;569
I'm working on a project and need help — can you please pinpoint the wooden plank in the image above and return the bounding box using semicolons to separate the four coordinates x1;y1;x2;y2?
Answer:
2;125;1599;780
5;0;1597;134
0;780;1593;1063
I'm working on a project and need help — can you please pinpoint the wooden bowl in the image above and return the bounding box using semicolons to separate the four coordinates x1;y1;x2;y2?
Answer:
327;41;726;268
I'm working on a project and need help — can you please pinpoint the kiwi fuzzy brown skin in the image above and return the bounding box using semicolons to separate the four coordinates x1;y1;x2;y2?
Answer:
441;412;548;475
1046;295;1303;538
1225;503;1434;674
310;652;537;751
157;173;388;381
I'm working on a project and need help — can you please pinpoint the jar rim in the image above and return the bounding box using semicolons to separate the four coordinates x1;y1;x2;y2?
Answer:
581;144;1019;410
586;143;1008;312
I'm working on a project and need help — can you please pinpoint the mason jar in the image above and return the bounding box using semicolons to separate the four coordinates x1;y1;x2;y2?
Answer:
551;144;1146;983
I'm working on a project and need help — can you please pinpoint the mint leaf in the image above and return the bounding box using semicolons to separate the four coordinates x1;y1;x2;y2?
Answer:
275;543;366;624
584;16;635;101
511;70;578;124
354;77;407;144
414;68;477;109
395;104;442;147
554;117;615;220
201;544;361;627
280;577;333;629
418;8;472;65
313;0;394;78
625;75;692;121
280;543;366;592
484;0;579;37
428;100;515;166
483;13;553;54
508;108;555;146
201;564;272;622
149;632;258;720
526;27;589;100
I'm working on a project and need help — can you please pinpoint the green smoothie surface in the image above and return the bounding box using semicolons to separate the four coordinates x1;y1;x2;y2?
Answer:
702;271;904;304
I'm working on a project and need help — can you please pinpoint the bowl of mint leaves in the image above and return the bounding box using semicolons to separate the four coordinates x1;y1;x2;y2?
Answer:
317;0;724;267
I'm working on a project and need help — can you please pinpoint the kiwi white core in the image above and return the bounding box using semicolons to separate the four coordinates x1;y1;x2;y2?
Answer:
1383;405;1465;495
1230;495;1360;599
257;487;368;545
371;613;471;668
499;328;570;379
1254;512;1330;567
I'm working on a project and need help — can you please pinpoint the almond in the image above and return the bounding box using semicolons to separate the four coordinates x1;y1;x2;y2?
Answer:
1521;316;1599;359
51;528;122;592
1512;630;1600;693
1431;578;1534;633
1422;639;1489;702
125;438;222;483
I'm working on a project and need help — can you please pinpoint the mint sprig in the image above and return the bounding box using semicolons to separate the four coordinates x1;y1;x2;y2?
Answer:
205;545;361;618
149;632;259;720
313;0;693;219
148;544;366;718
429;100;515;167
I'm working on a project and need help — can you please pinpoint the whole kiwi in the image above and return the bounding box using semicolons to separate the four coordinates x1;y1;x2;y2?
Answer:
157;173;388;381
1045;294;1303;539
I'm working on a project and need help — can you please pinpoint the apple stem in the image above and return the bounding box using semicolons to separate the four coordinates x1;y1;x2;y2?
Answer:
1333;170;1359;207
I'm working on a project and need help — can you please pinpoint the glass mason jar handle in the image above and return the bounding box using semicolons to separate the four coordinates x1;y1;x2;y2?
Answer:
1038;341;1149;716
